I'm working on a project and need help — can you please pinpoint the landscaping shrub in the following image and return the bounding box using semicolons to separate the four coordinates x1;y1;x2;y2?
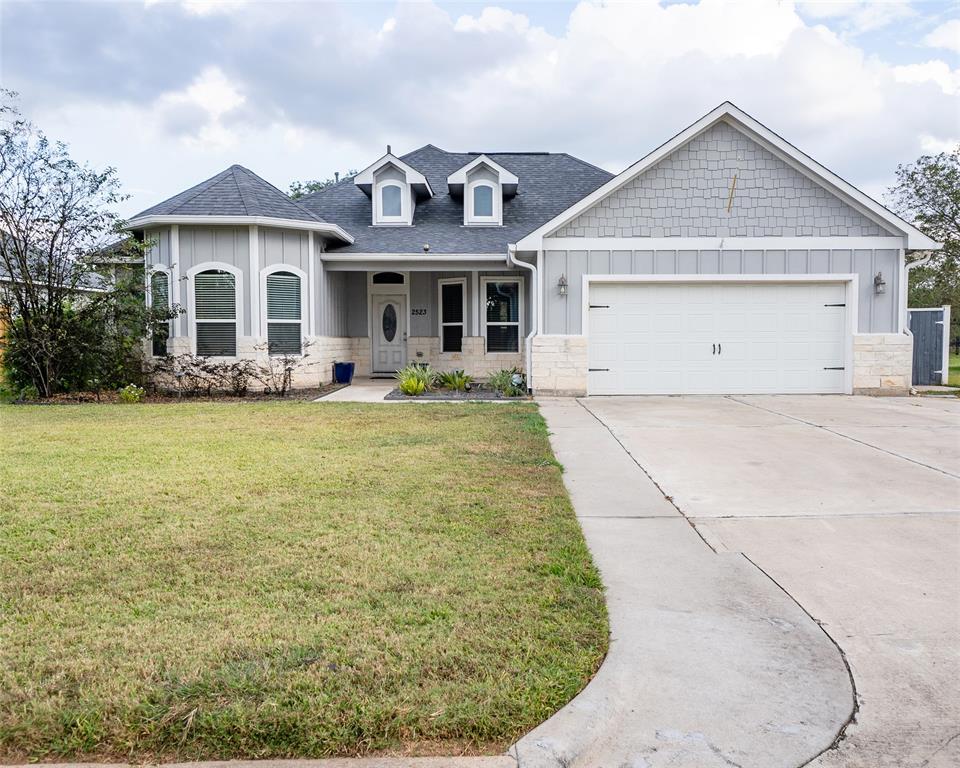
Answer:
489;367;527;397
394;363;435;396
117;383;145;403
437;369;473;392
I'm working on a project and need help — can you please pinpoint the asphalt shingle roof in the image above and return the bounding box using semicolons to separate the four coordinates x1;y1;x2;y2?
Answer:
298;146;614;253
132;165;327;224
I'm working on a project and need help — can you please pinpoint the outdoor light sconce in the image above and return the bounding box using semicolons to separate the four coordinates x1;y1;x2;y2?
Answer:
558;273;568;296
874;271;887;295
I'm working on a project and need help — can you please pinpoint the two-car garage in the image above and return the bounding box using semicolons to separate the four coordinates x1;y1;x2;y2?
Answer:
586;279;852;395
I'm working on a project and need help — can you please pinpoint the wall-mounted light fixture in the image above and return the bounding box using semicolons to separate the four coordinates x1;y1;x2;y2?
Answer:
874;271;887;295
558;273;568;296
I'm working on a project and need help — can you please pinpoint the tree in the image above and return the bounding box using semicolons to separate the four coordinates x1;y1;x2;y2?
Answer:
0;91;175;396
288;170;357;200
888;147;960;344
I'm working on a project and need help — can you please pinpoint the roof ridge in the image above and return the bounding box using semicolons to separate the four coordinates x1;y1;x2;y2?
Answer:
233;165;325;222
231;167;254;216
159;167;235;216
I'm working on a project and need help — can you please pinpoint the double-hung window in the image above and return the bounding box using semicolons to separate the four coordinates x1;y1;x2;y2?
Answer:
194;269;237;357
439;279;465;353
484;279;521;353
266;271;302;355
150;270;170;357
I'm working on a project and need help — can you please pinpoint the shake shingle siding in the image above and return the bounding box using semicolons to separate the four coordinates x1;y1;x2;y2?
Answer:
298;146;614;254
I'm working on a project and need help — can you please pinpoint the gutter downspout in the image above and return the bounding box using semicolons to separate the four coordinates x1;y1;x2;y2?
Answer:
507;244;537;392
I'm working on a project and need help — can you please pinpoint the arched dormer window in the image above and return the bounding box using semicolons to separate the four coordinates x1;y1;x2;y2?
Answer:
376;180;406;224
469;181;496;222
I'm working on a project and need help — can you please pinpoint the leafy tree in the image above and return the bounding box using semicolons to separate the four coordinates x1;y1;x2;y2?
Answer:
0;91;176;396
888;147;960;344
288;170;357;200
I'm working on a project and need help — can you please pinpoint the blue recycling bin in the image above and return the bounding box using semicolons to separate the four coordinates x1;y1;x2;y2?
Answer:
333;361;355;384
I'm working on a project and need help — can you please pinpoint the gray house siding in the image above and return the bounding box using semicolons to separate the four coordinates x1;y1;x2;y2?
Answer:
554;121;895;239
543;248;900;335
177;226;251;335
260;228;310;271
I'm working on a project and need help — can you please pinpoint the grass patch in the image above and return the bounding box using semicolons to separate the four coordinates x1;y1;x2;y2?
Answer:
949;353;959;387
0;402;607;762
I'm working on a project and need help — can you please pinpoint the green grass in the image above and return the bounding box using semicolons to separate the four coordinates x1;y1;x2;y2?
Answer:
0;402;607;762
949;353;960;387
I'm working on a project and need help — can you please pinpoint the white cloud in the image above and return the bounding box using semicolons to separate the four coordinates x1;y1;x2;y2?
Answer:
797;1;915;34
155;66;246;150
923;18;960;53
6;0;958;217
893;60;960;95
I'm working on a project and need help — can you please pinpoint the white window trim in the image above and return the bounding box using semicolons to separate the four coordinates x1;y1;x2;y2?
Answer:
186;262;242;358
148;265;173;358
259;264;308;356
375;180;409;225
481;276;524;354
466;180;500;226
438;277;466;353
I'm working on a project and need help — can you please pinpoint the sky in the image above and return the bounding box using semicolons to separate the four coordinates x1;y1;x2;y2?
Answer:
1;0;958;219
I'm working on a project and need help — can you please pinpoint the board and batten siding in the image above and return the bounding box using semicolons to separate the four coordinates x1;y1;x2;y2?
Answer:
543;248;901;335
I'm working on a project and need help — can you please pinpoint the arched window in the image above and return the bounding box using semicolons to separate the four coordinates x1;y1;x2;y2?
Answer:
194;269;237;357
150;270;171;357
266;271;302;355
380;182;403;219
372;271;404;285
467;180;498;224
473;184;494;218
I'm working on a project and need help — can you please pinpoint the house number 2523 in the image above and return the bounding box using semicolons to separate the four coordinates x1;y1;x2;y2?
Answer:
411;308;428;316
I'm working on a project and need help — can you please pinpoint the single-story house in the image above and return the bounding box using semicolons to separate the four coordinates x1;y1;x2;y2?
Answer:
128;102;940;395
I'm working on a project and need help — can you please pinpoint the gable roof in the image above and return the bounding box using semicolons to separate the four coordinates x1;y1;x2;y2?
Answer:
516;102;941;251
300;146;613;254
126;165;353;243
353;153;433;199
447;154;519;196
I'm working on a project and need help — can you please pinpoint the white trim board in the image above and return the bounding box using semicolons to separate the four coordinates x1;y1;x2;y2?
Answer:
579;273;859;395
515;102;939;252
542;237;906;252
127;215;354;245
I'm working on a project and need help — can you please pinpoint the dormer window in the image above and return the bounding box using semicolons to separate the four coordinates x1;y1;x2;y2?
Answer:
447;154;519;227
354;149;433;227
470;182;495;221
377;181;405;223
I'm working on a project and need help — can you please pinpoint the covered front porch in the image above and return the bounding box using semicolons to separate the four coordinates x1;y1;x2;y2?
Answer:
317;254;532;380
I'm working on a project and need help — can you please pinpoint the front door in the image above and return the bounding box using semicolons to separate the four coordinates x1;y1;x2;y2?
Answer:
373;294;407;373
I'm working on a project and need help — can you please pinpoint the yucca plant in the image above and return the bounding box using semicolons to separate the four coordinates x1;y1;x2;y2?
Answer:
437;369;473;392
394;363;435;396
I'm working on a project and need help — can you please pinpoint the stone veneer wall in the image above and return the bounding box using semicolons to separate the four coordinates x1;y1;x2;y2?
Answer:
531;335;588;396
852;334;912;395
408;336;524;379
154;335;369;389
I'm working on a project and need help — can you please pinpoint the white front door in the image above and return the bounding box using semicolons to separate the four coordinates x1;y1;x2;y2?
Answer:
372;294;407;373
587;281;849;395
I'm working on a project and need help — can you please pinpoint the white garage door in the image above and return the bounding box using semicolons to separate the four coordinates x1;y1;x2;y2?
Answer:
587;281;849;395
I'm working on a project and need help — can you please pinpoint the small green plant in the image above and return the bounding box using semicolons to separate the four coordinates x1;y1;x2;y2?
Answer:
489;368;526;397
437;369;473;392
117;383;146;403
398;377;426;396
394;363;435;396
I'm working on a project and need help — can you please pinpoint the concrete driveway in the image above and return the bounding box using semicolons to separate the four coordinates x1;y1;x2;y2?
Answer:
525;394;959;768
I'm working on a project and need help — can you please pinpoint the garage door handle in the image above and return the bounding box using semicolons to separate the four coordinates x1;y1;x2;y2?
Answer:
589;304;610;309
588;368;610;372
824;366;845;370
712;343;716;355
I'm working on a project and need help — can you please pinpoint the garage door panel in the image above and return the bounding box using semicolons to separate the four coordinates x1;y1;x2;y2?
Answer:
587;281;849;395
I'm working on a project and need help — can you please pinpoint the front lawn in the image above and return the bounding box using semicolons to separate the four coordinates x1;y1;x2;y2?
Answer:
0;402;606;762
950;353;959;387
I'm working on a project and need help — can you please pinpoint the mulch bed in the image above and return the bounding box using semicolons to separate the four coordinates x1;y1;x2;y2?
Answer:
12;383;344;405
385;386;528;401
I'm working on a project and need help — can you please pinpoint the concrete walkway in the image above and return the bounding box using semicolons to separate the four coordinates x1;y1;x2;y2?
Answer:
512;398;853;768
316;378;394;402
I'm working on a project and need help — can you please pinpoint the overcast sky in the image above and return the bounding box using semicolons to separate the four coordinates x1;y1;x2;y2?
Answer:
2;0;958;218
